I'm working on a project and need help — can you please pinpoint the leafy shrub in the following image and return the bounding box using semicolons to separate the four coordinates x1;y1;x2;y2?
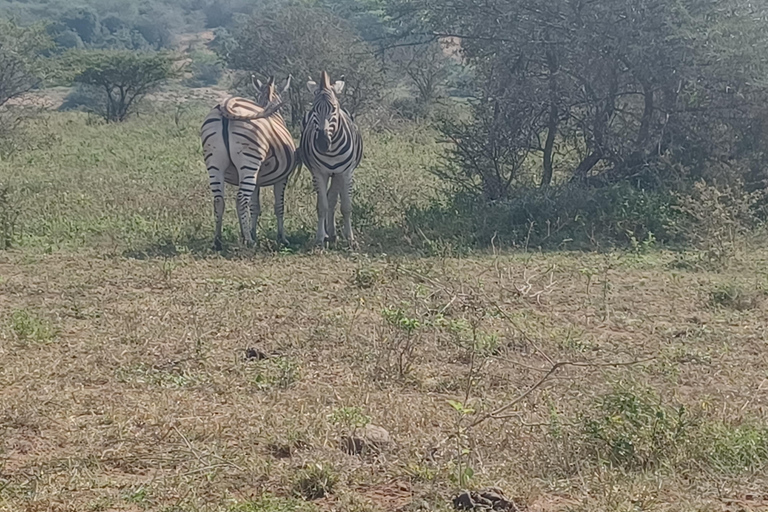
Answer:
710;283;764;311
392;97;430;122
673;180;765;267
204;0;234;28
293;463;338;500
248;357;301;390
133;16;173;49
184;52;224;88
59;83;105;112
581;387;690;470
61;8;99;44
53;30;84;49
101;15;126;34
406;183;681;250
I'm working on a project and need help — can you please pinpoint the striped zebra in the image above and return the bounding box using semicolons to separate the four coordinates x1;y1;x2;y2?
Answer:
300;71;363;246
200;76;298;250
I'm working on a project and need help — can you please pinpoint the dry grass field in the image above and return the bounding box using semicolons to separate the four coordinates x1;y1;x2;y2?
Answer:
2;107;768;512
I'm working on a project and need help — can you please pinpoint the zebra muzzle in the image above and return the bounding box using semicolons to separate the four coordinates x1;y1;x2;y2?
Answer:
315;132;331;153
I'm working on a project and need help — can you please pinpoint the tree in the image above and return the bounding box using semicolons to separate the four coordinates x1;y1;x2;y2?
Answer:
73;51;179;122
0;20;53;110
61;8;100;44
389;0;768;197
221;4;383;126
388;38;450;117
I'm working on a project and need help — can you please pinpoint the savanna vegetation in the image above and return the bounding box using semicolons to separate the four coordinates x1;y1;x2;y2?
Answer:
1;0;768;510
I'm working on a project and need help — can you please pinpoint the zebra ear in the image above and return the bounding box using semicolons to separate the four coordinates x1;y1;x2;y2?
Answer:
332;80;345;95
306;80;317;93
255;78;263;90
281;75;292;96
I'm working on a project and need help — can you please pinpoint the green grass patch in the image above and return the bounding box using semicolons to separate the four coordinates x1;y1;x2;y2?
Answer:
229;495;319;512
8;308;58;342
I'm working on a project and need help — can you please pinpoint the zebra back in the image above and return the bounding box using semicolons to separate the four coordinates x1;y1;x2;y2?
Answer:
201;94;297;188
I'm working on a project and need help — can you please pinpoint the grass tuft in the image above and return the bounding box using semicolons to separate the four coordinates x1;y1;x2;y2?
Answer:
8;308;58;342
293;463;339;500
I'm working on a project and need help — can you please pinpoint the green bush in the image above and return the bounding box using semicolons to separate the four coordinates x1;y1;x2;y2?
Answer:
184;52;224;88
59;83;106;112
293;463;338;500
406;183;681;250
581;388;690;470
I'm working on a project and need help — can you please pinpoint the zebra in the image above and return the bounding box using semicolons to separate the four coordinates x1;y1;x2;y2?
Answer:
300;71;363;246
200;75;298;250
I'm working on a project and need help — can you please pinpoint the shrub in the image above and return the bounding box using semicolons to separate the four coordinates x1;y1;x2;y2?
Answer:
710;283;764;311
60;8;99;44
59;83;105;112
581;388;691;470
184;52;224;88
53;30;84;50
406;183;681;250
673;180;765;267
293;463;338;500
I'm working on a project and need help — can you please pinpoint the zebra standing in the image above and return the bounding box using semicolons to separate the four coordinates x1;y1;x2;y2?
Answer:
200;76;298;250
300;71;363;246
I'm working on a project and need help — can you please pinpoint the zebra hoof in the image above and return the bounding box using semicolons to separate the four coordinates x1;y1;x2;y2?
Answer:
213;240;223;251
327;235;338;244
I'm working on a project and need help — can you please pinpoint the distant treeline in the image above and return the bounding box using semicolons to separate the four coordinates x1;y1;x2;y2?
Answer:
0;0;389;50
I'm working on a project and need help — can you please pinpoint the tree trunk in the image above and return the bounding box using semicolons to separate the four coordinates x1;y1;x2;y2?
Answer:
541;46;559;188
637;81;654;149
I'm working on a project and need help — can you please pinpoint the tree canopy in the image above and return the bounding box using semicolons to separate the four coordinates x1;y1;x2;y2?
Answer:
389;0;768;198
0;20;53;109
72;50;179;122
219;4;384;125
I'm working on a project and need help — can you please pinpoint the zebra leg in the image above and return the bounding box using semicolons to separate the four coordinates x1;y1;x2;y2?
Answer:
340;172;355;244
250;185;261;243
236;171;258;248
207;163;228;251
326;175;342;243
313;172;330;245
273;179;288;245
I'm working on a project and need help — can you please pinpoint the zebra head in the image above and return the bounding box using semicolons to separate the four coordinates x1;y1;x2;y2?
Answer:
252;74;292;108
306;71;345;153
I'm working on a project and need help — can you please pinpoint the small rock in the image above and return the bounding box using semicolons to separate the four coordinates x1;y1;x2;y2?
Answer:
245;348;268;361
453;491;477;510
452;489;518;512
341;424;392;455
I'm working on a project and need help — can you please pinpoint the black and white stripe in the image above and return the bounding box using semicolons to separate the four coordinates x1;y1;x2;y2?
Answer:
200;76;297;250
299;71;363;245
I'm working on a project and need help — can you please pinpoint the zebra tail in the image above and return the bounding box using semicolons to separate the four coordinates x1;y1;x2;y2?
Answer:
290;149;303;185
